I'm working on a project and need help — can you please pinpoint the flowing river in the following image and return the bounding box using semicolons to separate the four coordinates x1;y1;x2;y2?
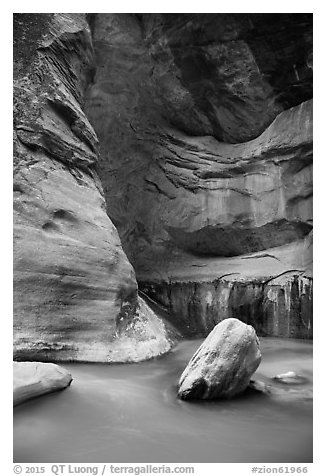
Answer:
14;338;312;463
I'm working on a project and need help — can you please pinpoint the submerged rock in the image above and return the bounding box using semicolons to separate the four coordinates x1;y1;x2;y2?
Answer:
178;318;261;400
248;379;272;394
105;297;174;363
273;371;307;385
13;361;72;406
248;379;312;402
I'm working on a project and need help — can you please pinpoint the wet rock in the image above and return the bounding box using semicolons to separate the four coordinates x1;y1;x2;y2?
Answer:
139;237;313;339
263;272;312;339
248;378;312;402
13;361;72;406
178;318;261;400
273;371;307;385
105;297;173;363
266;385;312;401
248;380;272;394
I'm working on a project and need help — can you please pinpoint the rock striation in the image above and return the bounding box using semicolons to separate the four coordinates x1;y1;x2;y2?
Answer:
85;14;312;264
141;13;312;143
14;13;313;352
13;13;173;362
13;361;72;406
178;318;262;399
84;14;312;339
140;234;313;338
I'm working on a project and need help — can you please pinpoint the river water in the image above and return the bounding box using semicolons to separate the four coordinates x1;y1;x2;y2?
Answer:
13;338;312;463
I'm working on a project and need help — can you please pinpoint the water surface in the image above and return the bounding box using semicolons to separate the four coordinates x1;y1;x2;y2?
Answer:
14;338;313;463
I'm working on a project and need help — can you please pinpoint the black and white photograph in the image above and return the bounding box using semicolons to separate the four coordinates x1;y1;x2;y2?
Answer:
11;4;316;473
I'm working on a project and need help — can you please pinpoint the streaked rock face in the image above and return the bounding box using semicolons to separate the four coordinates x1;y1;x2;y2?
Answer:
13;361;72;406
141;100;312;260
14;13;313;352
13;13;173;362
178;318;262;400
140;234;313;339
84;14;312;339
85;14;312;266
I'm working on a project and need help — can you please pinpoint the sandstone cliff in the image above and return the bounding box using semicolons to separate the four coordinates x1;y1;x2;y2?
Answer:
13;14;313;359
84;14;313;339
13;13;173;362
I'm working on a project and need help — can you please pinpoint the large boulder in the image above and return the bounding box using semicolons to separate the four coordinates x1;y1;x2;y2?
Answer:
13;361;72;406
178;318;261;399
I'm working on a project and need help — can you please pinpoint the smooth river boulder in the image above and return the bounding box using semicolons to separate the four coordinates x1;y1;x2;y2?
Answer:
178;318;261;400
13;361;72;406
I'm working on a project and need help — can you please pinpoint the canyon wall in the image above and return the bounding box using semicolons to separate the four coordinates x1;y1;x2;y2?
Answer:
13;13;173;362
85;14;313;338
13;14;313;360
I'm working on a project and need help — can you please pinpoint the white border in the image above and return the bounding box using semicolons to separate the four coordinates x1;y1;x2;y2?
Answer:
3;3;323;473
